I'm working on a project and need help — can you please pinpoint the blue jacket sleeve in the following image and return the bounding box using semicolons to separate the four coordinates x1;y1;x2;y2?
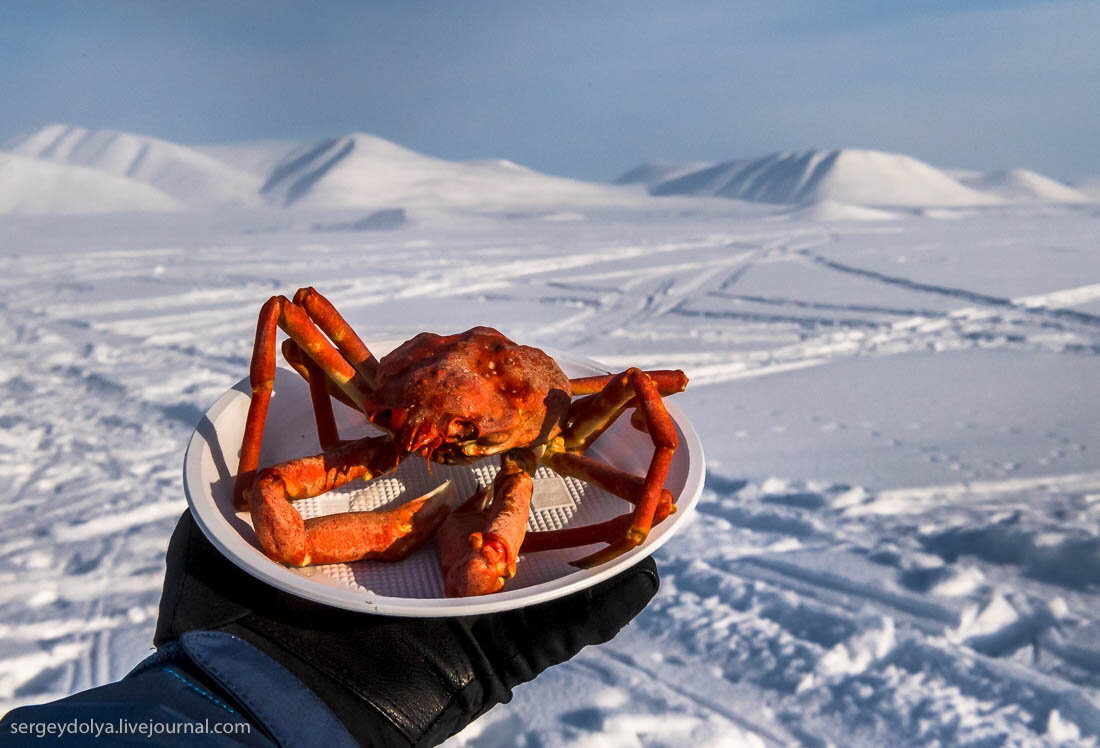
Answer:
0;632;358;748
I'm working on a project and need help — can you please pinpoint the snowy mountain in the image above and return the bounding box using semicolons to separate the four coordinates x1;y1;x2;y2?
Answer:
613;161;715;188
259;133;447;207
0;151;182;215
955;168;1087;203
1;125;1094;215
644;149;999;207
0;126;614;215
5;124;263;207
259;132;613;209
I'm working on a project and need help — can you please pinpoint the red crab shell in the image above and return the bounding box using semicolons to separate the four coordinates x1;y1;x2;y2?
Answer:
367;327;573;464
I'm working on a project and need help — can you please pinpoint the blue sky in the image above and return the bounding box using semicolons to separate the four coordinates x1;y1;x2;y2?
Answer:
2;1;1097;181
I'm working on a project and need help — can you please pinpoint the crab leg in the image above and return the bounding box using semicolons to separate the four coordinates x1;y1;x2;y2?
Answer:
556;369;680;568
563;369;687;451
249;435;452;566
562;370;635;451
282;340;341;450
521;514;635;553
293;287;381;388
301;483;453;565
233;295;372;508
568;369;688;396
564;367;658;451
437;449;537;596
543;451;676;517
279;297;371;405
522;452;675;553
234;297;281;507
282;339;360;412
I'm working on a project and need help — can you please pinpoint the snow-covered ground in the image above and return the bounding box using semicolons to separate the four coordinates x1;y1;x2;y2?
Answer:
1;128;1099;745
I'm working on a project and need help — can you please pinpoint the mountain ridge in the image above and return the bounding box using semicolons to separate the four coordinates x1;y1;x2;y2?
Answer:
0;125;1093;215
5;124;262;207
0;151;183;214
642;149;1000;207
258;131;611;210
955;168;1087;203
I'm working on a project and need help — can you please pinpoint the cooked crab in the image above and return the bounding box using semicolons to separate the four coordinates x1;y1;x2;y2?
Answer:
234;287;688;597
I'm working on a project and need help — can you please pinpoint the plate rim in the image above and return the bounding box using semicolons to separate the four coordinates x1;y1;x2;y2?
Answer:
183;344;705;617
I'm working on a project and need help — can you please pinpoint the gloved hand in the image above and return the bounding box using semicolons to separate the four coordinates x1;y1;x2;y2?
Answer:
155;511;659;747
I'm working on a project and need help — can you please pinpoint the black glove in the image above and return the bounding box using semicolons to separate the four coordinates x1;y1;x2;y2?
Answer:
155;511;659;747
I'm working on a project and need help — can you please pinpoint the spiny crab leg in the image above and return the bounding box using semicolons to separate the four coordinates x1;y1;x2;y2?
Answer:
437;448;537;597
565;370;686;444
568;369;688;396
559;369;680;568
542;451;676;519
522;452;676;554
521;514;634;554
233;294;372;508
281;339;359;412
282;339;342;451
249;435;454;566
562;369;687;452
293;287;381;389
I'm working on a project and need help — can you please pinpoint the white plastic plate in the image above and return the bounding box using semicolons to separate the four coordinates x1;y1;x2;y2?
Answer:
183;342;704;617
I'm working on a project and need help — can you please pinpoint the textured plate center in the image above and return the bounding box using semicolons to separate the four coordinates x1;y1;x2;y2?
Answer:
531;473;576;511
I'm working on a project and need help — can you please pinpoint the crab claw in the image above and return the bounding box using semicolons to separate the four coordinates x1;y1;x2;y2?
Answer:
436;489;507;596
437;455;534;596
303;481;456;565
252;474;456;566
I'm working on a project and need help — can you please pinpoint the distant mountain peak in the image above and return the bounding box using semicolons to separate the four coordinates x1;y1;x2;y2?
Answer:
955;168;1086;203
5;124;263;207
0;151;182;214
257;131;607;210
644;148;1000;207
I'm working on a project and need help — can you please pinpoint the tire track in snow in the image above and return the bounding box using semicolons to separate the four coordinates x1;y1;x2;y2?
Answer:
44;239;739;349
805;251;1100;329
676;280;1100;386
568;248;766;346
585;644;792;745
847;469;1100;517
708;290;946;319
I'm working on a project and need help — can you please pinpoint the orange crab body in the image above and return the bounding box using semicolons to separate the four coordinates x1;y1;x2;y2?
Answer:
367;328;572;464
234;288;688;597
